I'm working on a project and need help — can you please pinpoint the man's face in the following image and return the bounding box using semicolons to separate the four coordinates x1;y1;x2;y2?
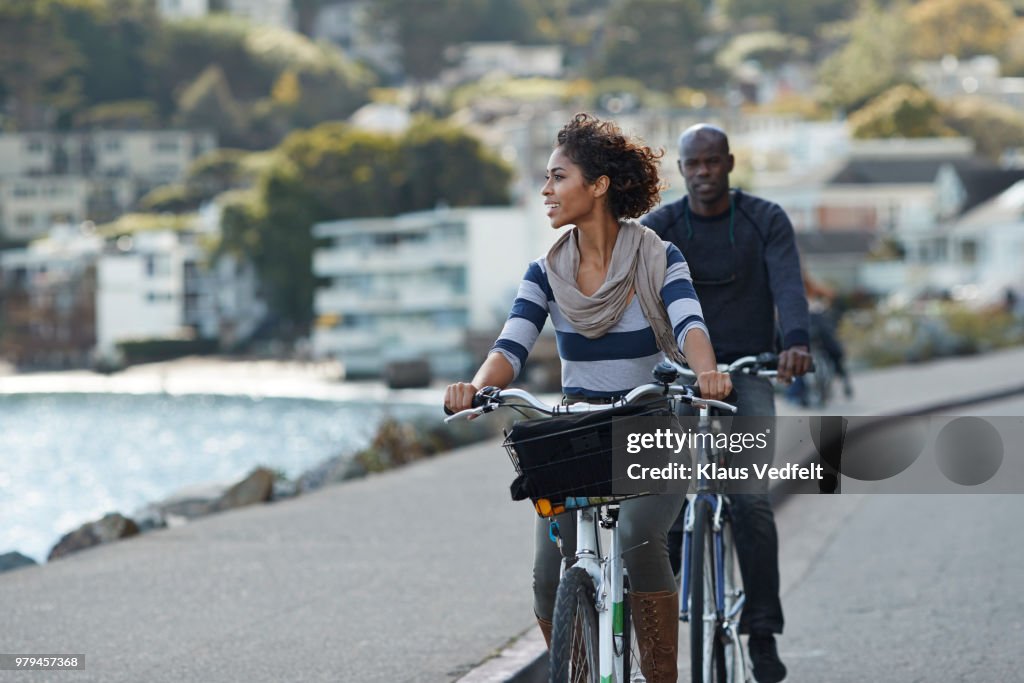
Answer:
677;133;734;210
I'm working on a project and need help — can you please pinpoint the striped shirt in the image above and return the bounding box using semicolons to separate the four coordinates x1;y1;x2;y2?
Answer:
491;242;710;398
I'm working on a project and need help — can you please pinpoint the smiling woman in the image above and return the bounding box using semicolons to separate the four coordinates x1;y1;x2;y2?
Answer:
542;113;664;230
442;112;734;683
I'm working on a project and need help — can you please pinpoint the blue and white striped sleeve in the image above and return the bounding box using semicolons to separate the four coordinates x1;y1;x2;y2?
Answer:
660;243;710;350
490;260;551;380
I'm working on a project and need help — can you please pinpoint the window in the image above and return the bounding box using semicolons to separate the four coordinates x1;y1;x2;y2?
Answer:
26;139;45;153
154;139;180;153
145;255;172;278
104;138;122;152
961;240;977;264
15;214;35;229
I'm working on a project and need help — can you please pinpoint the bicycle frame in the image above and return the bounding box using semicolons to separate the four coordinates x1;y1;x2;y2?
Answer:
558;505;630;682
672;354;781;683
443;357;742;683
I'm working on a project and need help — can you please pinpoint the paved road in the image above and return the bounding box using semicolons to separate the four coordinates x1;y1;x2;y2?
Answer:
2;347;1023;683
675;389;1024;682
0;441;538;683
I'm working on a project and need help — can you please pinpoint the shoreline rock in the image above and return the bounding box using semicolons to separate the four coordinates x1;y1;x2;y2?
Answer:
0;551;38;573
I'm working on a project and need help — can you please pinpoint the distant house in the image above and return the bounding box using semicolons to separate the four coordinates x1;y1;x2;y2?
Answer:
752;136;1024;297
156;0;209;20
0;210;266;368
313;1;401;79
0;130;217;242
447;42;565;83
795;231;877;291
914;55;1024;110
0;227;102;367
311;206;553;378
897;180;1024;304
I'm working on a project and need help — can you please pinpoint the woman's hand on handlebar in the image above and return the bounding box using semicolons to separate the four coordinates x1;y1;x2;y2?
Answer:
698;371;732;400
444;382;480;414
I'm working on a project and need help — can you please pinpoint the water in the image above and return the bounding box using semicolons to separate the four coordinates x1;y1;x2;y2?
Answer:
0;393;431;563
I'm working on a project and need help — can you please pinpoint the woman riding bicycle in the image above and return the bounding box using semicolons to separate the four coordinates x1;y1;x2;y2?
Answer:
444;113;732;683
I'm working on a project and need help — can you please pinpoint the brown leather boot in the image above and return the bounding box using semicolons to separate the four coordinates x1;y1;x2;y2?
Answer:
629;590;679;683
536;615;553;649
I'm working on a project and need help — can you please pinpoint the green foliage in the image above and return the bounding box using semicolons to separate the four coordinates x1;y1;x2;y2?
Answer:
906;0;1014;60
0;0;84;128
174;65;248;147
841;303;1024;368
0;2;373;141
369;0;545;81
137;184;200;213
716;32;810;75
942;96;1024;161
721;0;852;37
398;116;512;210
72;99;158;129
51;0;158;109
592;0;705;93
220;118;512;330
849;85;957;138
817;1;914;113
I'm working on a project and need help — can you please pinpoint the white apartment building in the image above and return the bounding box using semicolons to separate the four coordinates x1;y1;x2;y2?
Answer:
0;130;216;241
96;231;211;359
311;206;554;377
0;177;90;242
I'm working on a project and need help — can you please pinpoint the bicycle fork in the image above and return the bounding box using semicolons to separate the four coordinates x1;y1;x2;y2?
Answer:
561;507;629;683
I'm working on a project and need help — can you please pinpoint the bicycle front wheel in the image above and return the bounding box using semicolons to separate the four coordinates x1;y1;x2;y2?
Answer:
689;498;727;683
551;566;600;683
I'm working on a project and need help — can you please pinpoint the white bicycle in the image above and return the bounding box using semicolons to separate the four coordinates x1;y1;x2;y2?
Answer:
446;362;736;683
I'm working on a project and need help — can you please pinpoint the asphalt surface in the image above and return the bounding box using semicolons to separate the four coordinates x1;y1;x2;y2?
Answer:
2;347;1024;683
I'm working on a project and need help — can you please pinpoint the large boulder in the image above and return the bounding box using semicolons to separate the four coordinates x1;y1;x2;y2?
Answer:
213;467;275;512
0;551;38;573
48;513;140;561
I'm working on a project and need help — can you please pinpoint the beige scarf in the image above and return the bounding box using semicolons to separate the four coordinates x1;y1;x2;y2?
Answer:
545;219;686;364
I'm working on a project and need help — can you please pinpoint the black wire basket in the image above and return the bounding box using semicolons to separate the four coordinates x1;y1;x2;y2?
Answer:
503;400;673;518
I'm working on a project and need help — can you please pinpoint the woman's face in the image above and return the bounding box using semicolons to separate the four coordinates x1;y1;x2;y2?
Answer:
541;146;603;229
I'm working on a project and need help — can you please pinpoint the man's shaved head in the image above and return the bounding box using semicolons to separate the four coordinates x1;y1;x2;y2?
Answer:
678;124;730;158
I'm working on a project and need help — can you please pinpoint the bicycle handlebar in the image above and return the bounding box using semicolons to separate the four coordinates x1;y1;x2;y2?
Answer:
443;365;738;423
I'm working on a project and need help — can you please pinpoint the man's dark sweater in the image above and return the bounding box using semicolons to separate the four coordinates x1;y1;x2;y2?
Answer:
642;190;809;363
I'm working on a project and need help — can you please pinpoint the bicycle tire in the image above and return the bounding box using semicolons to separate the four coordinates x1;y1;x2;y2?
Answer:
719;515;747;683
551;566;600;683
689;498;727;683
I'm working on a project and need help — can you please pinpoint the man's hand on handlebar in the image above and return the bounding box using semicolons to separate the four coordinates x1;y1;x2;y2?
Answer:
777;345;812;382
698;370;733;400
444;381;480;414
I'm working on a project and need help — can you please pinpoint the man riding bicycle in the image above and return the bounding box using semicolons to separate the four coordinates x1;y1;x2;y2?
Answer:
642;123;811;683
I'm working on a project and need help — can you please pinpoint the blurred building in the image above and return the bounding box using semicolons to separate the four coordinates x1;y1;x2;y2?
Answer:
0;130;216;242
225;0;295;30
311;206;551;378
915;55;1024;110
155;0;209;20
313;1;401;79
0;210;266;368
442;43;565;85
0;226;101;367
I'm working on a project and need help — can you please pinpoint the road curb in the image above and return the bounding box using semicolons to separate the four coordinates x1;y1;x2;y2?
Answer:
456;381;1024;683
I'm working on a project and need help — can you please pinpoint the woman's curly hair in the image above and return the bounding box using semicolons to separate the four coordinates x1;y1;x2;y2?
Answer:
555;112;664;219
